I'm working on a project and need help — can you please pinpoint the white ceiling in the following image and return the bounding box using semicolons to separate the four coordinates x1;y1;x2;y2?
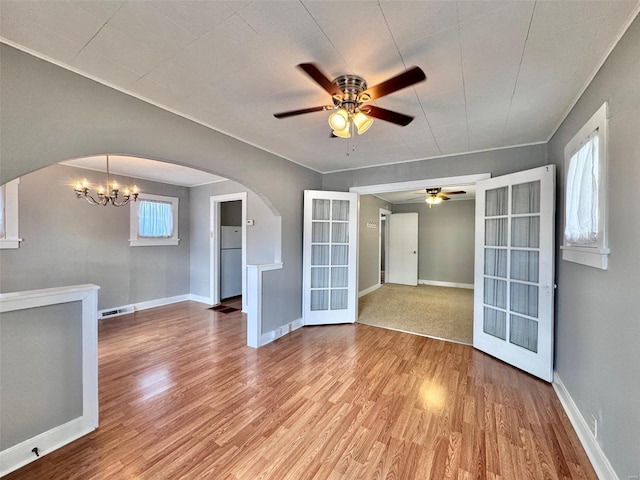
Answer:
1;1;638;175
61;155;226;187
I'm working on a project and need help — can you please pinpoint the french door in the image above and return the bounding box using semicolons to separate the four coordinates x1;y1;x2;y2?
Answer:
474;165;556;382
303;190;358;325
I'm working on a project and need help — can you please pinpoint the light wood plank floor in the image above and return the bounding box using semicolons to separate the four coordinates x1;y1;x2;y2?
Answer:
6;301;596;479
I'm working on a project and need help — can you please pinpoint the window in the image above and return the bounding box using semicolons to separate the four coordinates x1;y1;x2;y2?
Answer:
561;102;609;269
130;193;179;246
0;178;22;249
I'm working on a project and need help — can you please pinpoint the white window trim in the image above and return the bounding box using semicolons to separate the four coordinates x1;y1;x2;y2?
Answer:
561;102;609;269
0;178;23;249
129;193;180;247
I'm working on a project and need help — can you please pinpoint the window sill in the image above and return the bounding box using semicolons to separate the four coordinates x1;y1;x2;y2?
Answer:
0;238;23;249
561;245;609;270
129;238;180;247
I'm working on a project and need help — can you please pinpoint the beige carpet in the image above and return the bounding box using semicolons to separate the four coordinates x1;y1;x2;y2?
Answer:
358;283;474;344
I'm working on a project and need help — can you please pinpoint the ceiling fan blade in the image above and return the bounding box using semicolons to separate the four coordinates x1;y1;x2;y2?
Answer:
273;106;331;119
440;196;451;201
362;105;414;126
297;63;339;96
442;190;466;195
361;66;426;100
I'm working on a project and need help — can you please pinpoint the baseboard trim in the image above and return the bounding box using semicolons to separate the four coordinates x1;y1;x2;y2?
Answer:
0;416;96;477
359;283;382;297
418;279;474;289
553;372;619;480
99;294;192;319
189;294;212;305
259;318;303;347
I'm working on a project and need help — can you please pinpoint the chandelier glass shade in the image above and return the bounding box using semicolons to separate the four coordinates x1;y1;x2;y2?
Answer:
425;195;442;206
73;156;139;207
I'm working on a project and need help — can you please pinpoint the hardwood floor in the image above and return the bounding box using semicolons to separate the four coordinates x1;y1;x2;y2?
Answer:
5;301;596;479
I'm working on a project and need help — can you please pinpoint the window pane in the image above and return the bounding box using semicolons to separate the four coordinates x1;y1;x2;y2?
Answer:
331;289;348;310
311;290;328;311
311;267;329;288
565;134;599;244
512;217;540;248
312;199;330;220
331;245;348;265
510;282;538;318
331;223;349;243
139;200;173;238
485;218;508;246
484;248;507;278
483;307;506;340
332;200;349;221
311;245;330;266
510;315;538;352
331;267;348;288
312;222;329;243
512;181;540;214
511;250;539;283
484;278;506;309
485;187;508;216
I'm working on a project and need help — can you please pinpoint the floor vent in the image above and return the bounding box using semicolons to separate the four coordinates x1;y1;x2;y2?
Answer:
100;305;135;319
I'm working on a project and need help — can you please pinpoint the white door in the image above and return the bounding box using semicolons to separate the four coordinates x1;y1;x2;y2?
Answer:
303;190;358;325
387;213;418;286
474;165;555;382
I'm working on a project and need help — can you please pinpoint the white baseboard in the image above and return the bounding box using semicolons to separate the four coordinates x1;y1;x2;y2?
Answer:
189;294;212;305
99;294;192;319
259;318;303;347
359;283;382;297
418;279;474;289
553;372;619;480
0;416;96;477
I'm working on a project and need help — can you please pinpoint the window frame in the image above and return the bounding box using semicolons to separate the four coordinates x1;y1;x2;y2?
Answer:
129;193;180;247
0;178;22;249
561;102;609;269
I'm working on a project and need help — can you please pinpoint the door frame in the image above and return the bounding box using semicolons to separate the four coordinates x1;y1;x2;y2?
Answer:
379;208;392;285
210;193;247;312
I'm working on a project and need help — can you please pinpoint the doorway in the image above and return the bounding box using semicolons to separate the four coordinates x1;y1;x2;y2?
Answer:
210;193;247;312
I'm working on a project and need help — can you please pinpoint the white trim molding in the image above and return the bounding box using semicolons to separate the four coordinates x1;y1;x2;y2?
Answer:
246;263;283;348
553;372;619;480
259;317;303;347
418;279;474;290
0;178;23;249
349;173;491;196
0;284;100;477
359;283;382;298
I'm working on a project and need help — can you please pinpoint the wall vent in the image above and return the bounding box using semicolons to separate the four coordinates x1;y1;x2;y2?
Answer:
99;305;135;319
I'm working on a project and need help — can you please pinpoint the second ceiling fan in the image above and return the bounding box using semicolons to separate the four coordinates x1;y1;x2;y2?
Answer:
274;63;426;138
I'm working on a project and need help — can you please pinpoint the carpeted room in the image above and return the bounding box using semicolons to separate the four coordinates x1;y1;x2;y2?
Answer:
357;194;475;344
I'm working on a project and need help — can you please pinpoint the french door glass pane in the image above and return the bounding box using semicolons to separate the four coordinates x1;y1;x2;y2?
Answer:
311;267;329;288
511;250;539;282
331;267;348;288
332;200;349;221
311;290;328;310
510;315;538;352
331;245;348;265
485;248;507;278
512;181;540;214
484;278;507;308
332;222;349;243
512;217;540;248
486;187;508;216
485;218;508;246
312;222;330;242
331;289;348;310
483;307;506;340
510;282;539;318
312;199;330;220
311;245;330;265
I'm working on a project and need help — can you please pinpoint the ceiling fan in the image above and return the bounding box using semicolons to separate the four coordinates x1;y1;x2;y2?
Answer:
421;187;467;207
273;63;426;138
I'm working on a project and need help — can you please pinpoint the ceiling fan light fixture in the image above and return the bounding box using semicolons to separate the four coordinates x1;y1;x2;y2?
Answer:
332;126;351;138
328;108;349;131
353;112;373;134
426;195;442;205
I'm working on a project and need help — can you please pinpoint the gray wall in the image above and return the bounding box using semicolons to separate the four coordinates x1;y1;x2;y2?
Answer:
322;143;547;191
394;200;475;285
0;164;190;310
189;180;279;301
358;195;389;292
0;301;83;450
0;44;322;330
548;15;640;478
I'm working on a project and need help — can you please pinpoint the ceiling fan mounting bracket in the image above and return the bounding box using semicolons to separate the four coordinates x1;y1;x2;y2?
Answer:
331;74;368;113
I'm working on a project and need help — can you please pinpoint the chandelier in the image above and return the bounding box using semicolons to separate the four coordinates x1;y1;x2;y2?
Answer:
73;155;139;207
327;107;374;138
